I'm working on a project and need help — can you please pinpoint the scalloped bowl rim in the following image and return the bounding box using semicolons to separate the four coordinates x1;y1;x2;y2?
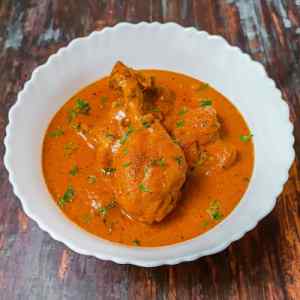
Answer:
4;22;295;267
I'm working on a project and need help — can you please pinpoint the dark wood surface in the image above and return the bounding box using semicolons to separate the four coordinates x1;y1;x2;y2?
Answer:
0;1;299;299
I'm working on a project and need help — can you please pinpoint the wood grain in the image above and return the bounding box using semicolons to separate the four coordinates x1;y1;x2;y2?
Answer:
0;1;299;299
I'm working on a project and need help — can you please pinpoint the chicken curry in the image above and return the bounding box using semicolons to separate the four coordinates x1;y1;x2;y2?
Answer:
43;62;254;247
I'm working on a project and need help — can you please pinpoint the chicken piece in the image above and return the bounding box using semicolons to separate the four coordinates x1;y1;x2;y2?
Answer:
194;140;237;176
172;106;237;170
173;106;220;147
75;112;123;170
113;121;187;223
109;62;187;224
172;106;220;167
110;63;155;92
143;86;177;125
205;140;237;170
183;142;201;167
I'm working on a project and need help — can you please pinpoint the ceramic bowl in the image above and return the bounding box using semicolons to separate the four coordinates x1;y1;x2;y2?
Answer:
4;22;294;267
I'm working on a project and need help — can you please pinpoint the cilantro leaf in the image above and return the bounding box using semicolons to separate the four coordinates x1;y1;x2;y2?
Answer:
178;107;188;116
200;99;212;107
58;186;75;207
74;99;90;114
197;83;209;91
64;142;78;157
142;119;151;128
206;200;223;221
101;167;116;176
68;99;90;122
151;158;166;167
240;134;253;142
87;175;97;184
176;120;185;128
122;162;131;168
49;129;64;137
120;125;134;145
69;165;78;176
132;239;141;246
139;183;151;192
150;107;160;113
174;156;183;165
100;96;108;105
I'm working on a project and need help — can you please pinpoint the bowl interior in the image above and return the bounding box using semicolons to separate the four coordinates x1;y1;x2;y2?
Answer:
5;23;293;266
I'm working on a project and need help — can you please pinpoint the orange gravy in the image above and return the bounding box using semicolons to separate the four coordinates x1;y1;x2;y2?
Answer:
43;70;254;247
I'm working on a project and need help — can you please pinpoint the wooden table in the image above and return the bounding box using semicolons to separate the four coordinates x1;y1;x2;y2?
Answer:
0;1;299;299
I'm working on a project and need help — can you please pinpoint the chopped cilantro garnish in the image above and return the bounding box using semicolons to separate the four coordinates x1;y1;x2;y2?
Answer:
87;175;97;184
112;101;122;108
49;128;64;137
150;107;160;113
144;166;150;176
105;132;115;140
178;106;188;116
201;220;209;227
132;239;141;246
206;200;223;221
58;186;75;207
151;158;166;167
123;148;129;155
141;119;151;128
100;96;108;105
70;122;81;132
122;162;131;168
101;167;116;176
68;110;77;122
139;183;151;192
120;125;134;145
240;134;253;142
200;99;212;107
64;142;78;157
74;99;90;114
68;99;90;122
172;136;180;145
98;207;108;217
212;211;223;220
82;213;92;224
97;200;116;218
176;120;185;128
174;156;183;165
69;165;78;176
197;83;209;91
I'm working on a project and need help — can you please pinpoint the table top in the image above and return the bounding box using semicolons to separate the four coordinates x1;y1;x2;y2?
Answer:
0;1;299;299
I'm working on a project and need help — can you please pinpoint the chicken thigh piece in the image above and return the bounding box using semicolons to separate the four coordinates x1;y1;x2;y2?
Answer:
173;106;220;147
113;120;187;223
173;106;237;170
172;106;220;167
109;62;188;224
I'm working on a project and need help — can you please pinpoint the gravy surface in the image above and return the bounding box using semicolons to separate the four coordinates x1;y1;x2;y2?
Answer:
43;70;254;247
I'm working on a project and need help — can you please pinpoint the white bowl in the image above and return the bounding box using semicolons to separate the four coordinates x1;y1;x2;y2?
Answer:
4;22;294;267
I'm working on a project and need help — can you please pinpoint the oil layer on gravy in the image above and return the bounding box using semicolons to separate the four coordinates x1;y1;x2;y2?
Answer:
43;62;254;247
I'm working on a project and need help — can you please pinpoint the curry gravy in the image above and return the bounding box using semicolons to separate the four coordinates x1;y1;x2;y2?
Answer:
43;70;254;247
